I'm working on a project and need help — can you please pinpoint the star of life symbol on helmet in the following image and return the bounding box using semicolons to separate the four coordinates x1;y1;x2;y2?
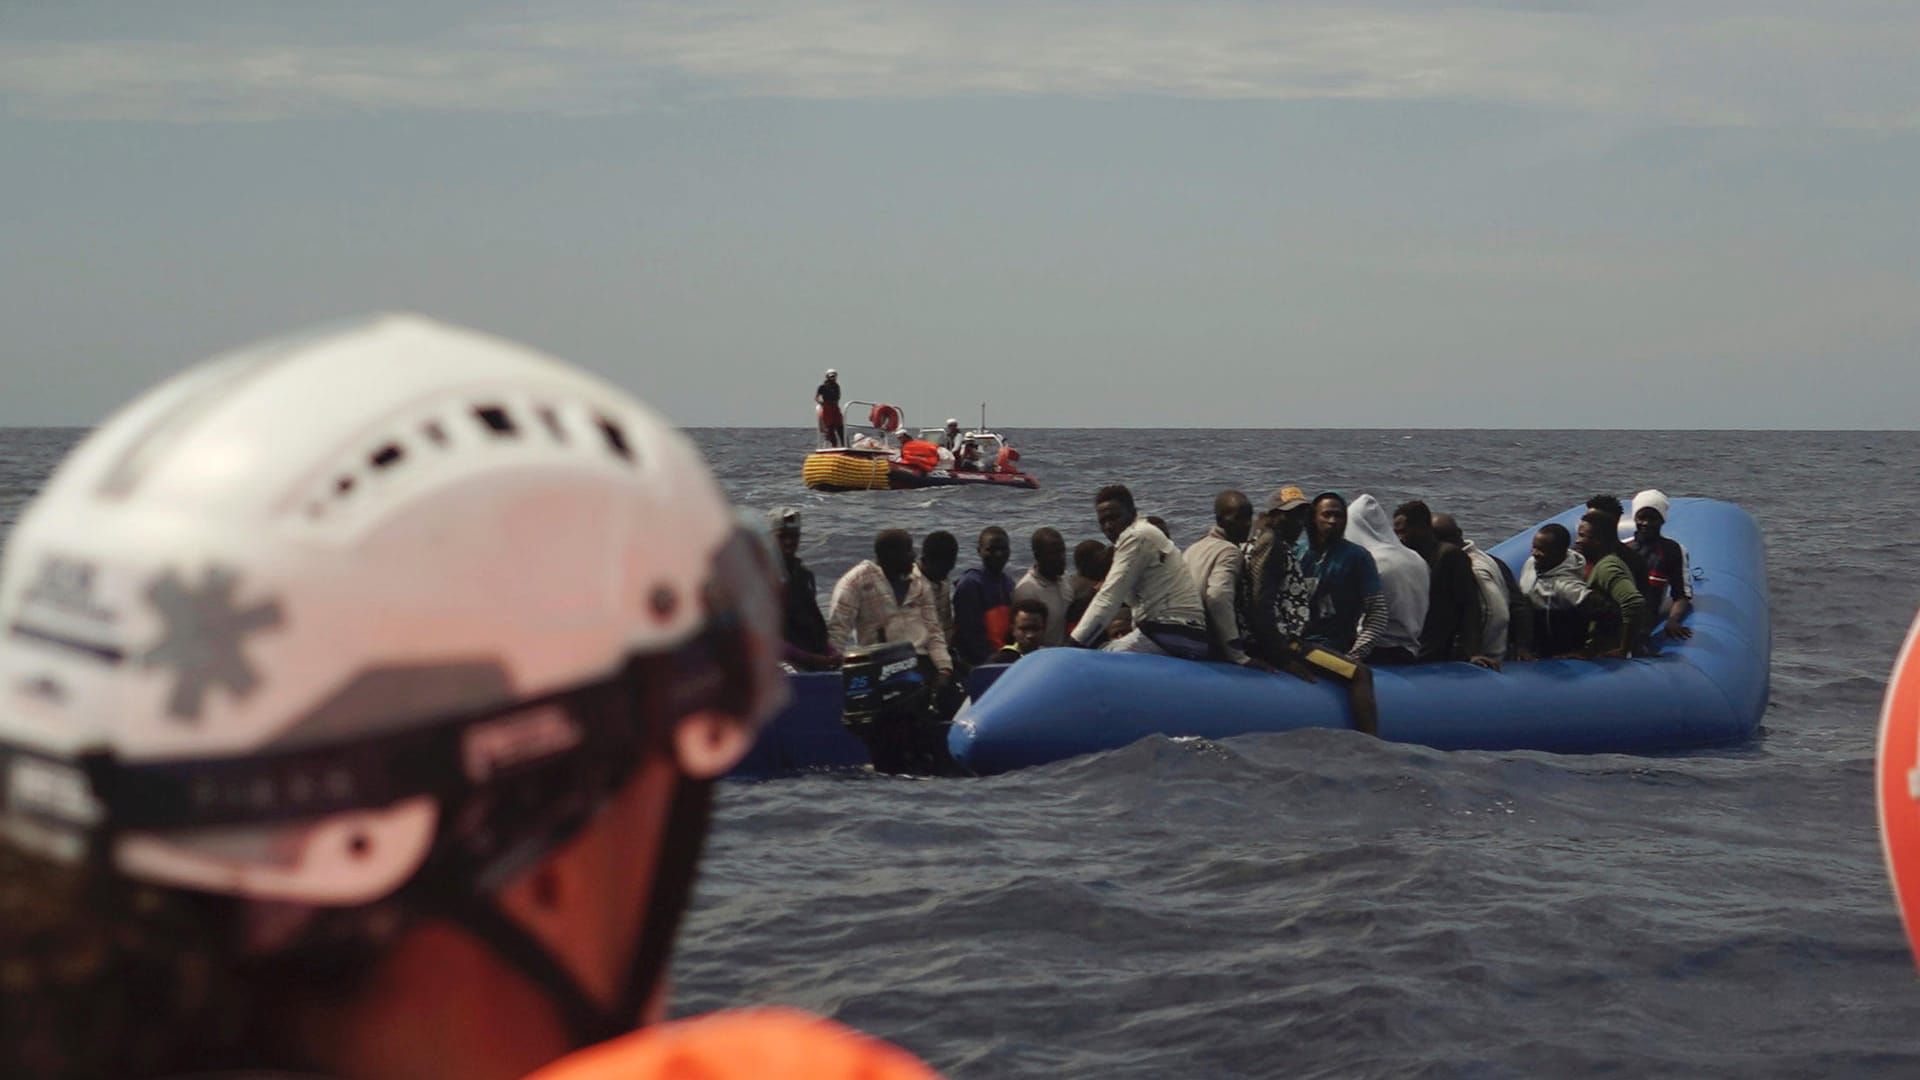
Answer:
141;566;285;722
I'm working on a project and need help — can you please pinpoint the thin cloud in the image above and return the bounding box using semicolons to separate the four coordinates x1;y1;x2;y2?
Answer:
3;1;1917;127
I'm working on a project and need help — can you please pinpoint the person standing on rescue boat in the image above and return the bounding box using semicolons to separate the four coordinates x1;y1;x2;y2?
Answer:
0;316;939;1080
815;368;845;447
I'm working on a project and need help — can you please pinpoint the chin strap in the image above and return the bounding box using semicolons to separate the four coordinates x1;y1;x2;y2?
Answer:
620;775;715;1024
441;774;718;1050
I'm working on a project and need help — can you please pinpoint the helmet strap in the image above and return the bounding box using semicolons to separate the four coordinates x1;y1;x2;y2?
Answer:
444;892;628;1047
618;773;714;1025
437;772;716;1050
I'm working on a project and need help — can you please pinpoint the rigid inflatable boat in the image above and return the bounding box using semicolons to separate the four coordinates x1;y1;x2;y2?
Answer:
802;400;1038;492
947;498;1769;775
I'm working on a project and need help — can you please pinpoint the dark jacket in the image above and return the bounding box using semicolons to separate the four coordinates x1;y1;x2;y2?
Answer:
951;567;1017;668
1417;541;1486;662
1585;551;1650;655
781;554;832;664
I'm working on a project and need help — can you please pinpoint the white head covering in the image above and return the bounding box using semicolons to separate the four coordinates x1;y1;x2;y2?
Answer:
824;368;838;378
1631;489;1671;521
1345;494;1430;653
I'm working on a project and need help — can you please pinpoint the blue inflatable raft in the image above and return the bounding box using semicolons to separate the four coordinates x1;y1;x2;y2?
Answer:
947;498;1769;776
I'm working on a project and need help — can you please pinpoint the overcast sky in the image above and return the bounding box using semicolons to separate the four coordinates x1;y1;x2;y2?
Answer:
3;1;1917;428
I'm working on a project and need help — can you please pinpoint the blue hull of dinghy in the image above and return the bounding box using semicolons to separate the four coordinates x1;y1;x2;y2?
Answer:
729;671;868;778
729;666;1013;779
948;499;1769;776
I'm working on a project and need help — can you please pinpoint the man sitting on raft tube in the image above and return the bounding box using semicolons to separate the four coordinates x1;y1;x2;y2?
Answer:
1070;484;1210;659
1245;486;1380;736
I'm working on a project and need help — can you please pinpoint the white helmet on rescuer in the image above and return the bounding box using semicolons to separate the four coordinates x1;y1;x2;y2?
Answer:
0;314;785;1036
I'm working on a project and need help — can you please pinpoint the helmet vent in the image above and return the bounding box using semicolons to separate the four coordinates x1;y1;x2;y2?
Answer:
300;399;638;523
474;405;517;437
597;416;632;462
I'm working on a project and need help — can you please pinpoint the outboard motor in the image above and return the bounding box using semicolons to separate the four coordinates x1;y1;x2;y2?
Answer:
840;641;952;774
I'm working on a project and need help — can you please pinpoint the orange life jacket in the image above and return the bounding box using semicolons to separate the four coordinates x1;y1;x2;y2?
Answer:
898;440;940;471
984;605;1011;650
524;1008;940;1080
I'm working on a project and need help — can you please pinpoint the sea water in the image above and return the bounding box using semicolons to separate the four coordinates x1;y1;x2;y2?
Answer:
4;427;1917;1078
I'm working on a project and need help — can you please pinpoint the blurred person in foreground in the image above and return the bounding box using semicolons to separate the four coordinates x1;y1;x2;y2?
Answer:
0;315;936;1080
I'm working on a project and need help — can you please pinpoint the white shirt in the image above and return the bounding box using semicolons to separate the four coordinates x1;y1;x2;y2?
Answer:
1012;567;1075;647
827;561;952;670
1460;541;1512;658
1072;518;1206;648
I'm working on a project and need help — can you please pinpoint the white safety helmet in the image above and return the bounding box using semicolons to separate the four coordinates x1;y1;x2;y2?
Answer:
945;419;959;429
0;314;786;913
824;368;838;378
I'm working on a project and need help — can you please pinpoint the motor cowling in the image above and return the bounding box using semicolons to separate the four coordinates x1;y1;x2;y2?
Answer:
841;641;925;725
838;641;955;774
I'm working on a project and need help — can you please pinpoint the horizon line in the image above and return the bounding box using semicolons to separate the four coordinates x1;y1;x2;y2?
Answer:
4;423;1918;434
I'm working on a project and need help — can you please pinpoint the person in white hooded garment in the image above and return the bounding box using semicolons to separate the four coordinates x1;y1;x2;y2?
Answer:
1344;494;1430;665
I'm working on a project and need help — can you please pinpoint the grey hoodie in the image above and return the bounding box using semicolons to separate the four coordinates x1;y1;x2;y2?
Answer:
1346;494;1429;655
1519;549;1590;611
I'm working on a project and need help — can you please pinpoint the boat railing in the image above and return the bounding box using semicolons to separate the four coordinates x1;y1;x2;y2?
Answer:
818;398;909;451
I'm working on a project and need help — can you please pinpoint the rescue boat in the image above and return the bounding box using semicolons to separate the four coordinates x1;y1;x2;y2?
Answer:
802;401;1038;492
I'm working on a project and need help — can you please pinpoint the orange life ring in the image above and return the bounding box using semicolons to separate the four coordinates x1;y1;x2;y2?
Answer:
868;404;901;433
